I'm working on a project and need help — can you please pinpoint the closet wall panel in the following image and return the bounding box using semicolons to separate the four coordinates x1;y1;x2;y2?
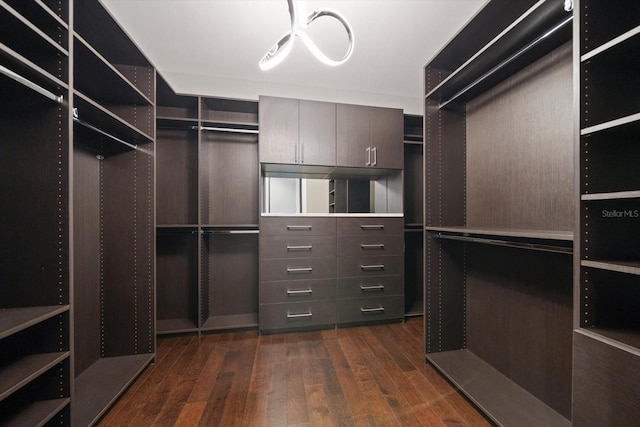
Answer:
466;44;573;230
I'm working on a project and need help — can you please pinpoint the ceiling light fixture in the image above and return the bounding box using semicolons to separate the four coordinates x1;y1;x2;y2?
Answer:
259;0;354;71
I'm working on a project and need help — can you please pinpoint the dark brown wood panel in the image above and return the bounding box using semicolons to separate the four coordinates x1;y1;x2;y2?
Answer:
258;96;298;164
259;278;337;304
370;106;403;170
200;132;258;226
260;257;336;282
465;43;573;231
405;231;424;314
299;100;336;166
337;235;404;257
337;275;404;299
336;295;404;324
337;255;404;278
260;216;336;236
156;128;198;225
466;244;573;419
259;300;337;332
573;332;640;427
260;235;337;260
404;143;423;226
337;217;404;236
204;234;258;320
336;103;370;168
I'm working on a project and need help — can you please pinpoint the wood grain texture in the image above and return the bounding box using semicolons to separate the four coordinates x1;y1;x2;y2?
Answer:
299;100;336;167
465;43;574;231
258;96;298;164
97;317;491;426
336;103;370;168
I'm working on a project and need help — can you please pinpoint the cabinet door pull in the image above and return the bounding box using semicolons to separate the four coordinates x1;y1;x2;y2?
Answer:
360;284;385;291
287;289;313;295
287;267;313;273
361;306;385;314
361;243;385;250
372;147;377;166
366;146;371;166
360;224;384;230
287;225;313;231
287;245;313;251
361;264;385;271
287;311;313;319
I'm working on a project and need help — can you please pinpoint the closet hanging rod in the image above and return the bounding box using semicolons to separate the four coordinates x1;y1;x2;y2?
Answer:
439;14;573;109
73;109;137;150
434;233;572;255
201;230;260;235
0;64;63;104
195;125;259;135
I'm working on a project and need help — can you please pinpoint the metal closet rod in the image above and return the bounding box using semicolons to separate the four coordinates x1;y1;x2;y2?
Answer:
201;229;260;235
73;109;137;150
439;14;573;109
434;233;572;255
195;125;259;135
0;64;63;104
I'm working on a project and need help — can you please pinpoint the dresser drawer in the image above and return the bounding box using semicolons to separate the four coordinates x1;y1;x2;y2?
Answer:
260;278;336;304
336;295;404;324
260;235;336;259
337;275;403;299
337;217;403;236
260;217;336;236
260;300;336;331
260;257;336;282
337;255;403;278
337;235;403;257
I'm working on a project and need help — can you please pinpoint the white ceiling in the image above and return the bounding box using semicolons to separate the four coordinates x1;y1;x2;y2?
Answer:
100;0;487;114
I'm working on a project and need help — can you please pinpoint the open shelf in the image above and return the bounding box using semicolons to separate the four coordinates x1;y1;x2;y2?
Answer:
428;349;570;427
156;73;198;119
0;352;69;401
73;354;153;427
201;313;258;332
577;328;640;357
0;306;69;340
582;190;640;201
2;397;69;427
201;97;258;126
156;116;199;130
3;0;69;47
580;0;640;57
157;318;198;335
582;259;640;276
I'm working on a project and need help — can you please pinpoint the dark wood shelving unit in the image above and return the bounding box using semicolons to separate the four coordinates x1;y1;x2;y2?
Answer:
2;397;70;427
404;114;423;316
155;75;259;335
0;306;69;340
423;1;574;425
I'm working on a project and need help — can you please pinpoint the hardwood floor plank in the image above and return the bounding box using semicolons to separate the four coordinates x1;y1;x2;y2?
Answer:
99;318;490;427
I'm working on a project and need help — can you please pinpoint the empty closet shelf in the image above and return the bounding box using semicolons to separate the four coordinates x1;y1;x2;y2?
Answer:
582;260;640;276
0;305;69;340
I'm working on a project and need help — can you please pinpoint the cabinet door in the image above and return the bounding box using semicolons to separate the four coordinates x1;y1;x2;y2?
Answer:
337;103;370;167
299;100;336;166
259;96;298;164
370;106;403;169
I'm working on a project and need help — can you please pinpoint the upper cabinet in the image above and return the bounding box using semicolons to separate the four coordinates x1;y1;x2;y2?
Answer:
259;96;336;166
259;96;403;170
337;103;403;169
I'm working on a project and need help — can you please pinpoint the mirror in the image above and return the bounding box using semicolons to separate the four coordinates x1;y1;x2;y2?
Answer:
263;174;403;214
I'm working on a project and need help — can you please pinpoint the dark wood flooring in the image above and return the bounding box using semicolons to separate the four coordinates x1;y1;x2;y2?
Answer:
97;317;491;426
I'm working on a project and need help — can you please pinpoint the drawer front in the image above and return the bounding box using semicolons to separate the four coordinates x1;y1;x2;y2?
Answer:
337;217;403;236
337;235;404;257
260;235;336;259
260;257;336;282
337;255;404;278
260;300;336;331
337;295;404;324
260;279;336;304
337;275;403;299
260;217;336;236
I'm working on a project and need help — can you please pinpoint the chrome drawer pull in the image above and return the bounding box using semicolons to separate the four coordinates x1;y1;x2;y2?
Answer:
287;267;313;273
361;244;385;250
287;289;313;295
287;245;313;251
360;284;385;291
361;306;385;314
287;311;313;319
360;224;384;230
361;264;384;270
287;225;312;230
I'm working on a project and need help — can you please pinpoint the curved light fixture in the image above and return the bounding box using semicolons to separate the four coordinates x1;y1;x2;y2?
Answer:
259;0;354;71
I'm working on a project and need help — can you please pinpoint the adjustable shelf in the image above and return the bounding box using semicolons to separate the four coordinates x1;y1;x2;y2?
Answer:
2;397;70;427
0;306;69;340
201;313;259;332
201;97;258;127
156;318;198;335
582;260;640;275
428;350;570;427
579;0;640;57
0;352;69;401
156;116;199;130
73;354;154;427
156;73;198;119
3;0;69;47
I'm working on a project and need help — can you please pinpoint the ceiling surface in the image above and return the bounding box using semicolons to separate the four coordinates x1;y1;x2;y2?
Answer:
100;0;488;114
